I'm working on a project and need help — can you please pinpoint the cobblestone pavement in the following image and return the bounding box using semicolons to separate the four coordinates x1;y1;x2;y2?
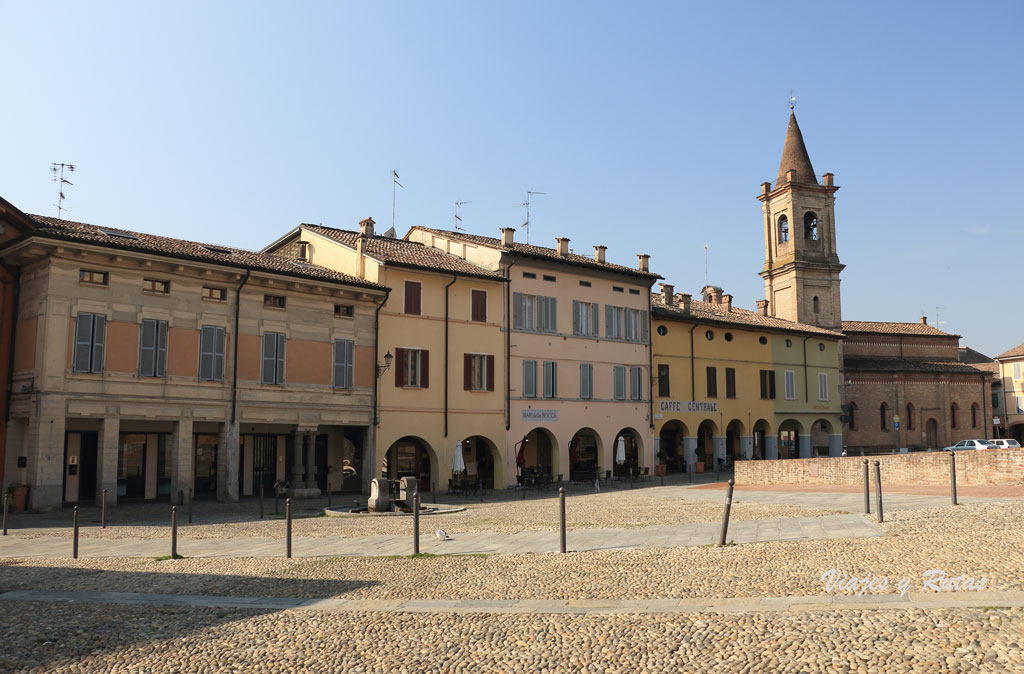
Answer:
1;487;1021;672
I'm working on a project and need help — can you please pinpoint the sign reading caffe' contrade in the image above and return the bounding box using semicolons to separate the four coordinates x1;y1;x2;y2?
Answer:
658;400;719;414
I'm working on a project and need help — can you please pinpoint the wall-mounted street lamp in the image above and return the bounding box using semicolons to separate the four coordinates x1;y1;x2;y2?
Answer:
376;351;393;378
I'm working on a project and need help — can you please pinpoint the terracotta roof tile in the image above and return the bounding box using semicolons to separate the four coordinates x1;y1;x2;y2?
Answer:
303;225;504;280
24;215;385;290
842;320;959;338
843;357;988;376
996;343;1024;360
652;294;843;338
408;226;661;281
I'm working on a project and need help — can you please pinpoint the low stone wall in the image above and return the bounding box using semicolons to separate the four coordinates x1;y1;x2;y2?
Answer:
735;450;1024;486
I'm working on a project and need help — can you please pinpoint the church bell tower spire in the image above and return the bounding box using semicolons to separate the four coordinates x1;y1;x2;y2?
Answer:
757;108;844;330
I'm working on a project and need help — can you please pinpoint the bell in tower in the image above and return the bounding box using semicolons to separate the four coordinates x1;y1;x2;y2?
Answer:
757;106;844;329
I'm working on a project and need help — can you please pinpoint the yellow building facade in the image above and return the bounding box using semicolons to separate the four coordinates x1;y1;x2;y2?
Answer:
995;343;1024;443
264;219;507;494
652;283;843;471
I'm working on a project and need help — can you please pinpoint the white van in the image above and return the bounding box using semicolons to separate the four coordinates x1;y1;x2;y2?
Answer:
987;439;1022;449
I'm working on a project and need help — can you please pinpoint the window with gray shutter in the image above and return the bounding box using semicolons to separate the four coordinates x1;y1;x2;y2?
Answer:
199;326;226;381
73;313;106;374
580;363;593;399
613;365;625;400
523;360;537;398
139;319;168;377
262;332;285;384
538;296;557;332
640;310;649;343
543;360;557;398
334;339;354;389
630;366;642;400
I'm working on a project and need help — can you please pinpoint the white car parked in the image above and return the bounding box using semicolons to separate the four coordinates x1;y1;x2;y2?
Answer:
987;439;1022;449
943;439;998;451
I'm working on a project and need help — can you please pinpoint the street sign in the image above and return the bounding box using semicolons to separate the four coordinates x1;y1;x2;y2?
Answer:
894;421;900;430
893;414;901;423
994;417;1001;426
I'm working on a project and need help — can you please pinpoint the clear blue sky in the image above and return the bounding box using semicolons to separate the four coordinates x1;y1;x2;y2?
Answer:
2;1;1021;356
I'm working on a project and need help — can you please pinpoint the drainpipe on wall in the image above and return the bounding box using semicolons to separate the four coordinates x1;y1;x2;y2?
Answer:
373;288;392;427
504;257;518;431
444;274;457;438
229;269;251;425
647;288;654;430
803;336;811;403
689;324;698;401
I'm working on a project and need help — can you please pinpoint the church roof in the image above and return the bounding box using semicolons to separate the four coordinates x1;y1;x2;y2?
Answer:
777;110;818;186
652;294;843;338
842;320;958;338
996;342;1024;360
843;357;988;376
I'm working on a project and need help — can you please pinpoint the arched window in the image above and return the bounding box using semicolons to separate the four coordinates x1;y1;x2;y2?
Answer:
880;403;889;431
804;212;818;241
950;403;959;430
971;403;979;428
778;215;789;243
905;403;915;430
812;296;820;313
848;403;857;431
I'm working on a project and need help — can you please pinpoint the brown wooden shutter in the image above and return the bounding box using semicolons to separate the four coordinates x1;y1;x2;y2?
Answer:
464;353;473;390
420;350;429;388
394;347;405;387
486;355;494;391
472;290;486;322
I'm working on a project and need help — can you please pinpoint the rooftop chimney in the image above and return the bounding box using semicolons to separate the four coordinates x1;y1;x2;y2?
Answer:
723;293;733;312
500;227;515;247
701;285;723;304
556;237;570;256
594;245;607;264
659;283;675;306
679;293;692;314
920;316;928;325
823;172;835;187
359;217;375;237
756;299;769;316
637;254;650;272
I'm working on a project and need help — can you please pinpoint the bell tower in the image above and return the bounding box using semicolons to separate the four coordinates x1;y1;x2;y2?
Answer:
758;108;844;330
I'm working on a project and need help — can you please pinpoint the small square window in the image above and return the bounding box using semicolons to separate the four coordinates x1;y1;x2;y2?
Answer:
203;286;227;301
543;275;556;282
79;269;109;285
264;294;286;309
578;280;591;287
522;272;537;279
612;286;624;293
144;278;169;294
628;288;640;295
335;304;354;318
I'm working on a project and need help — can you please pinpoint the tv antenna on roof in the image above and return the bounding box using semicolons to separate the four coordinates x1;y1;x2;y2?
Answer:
50;162;76;219
515;190;545;244
454;200;471;231
391;169;403;232
934;306;945;327
704;244;710;287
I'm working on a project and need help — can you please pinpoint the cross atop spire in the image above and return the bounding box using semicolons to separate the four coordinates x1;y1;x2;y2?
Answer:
777;109;817;186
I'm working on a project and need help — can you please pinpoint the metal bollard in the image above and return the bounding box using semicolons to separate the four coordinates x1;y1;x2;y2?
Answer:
688;466;694;484
327;480;332;507
718;479;734;546
73;506;80;559
413;492;420;555
259;485;264;520
275;487;280;516
559;487;566;554
101;489;107;529
873;461;883;523
862;459;870;515
629;468;634;489
285;498;292;558
523;482;526;499
171;506;178;559
188;488;193;524
3;494;8;536
949;451;958;506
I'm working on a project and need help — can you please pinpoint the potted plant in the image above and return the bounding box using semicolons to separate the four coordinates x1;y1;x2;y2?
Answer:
695;448;706;474
6;482;29;512
655;448;668;476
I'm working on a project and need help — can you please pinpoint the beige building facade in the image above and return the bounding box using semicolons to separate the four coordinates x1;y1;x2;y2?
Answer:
994;343;1024;444
2;215;385;510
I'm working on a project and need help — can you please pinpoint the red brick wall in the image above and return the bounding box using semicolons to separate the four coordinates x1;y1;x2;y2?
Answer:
736;450;1024;486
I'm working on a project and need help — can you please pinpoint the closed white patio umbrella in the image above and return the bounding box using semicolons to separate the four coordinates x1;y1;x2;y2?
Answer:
615;436;626;465
452;441;466;474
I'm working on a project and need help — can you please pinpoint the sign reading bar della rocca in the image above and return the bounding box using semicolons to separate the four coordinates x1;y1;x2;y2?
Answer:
658;400;719;414
522;409;558;422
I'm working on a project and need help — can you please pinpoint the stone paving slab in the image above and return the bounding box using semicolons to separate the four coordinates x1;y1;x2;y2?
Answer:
0;514;882;559
4;589;1023;615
